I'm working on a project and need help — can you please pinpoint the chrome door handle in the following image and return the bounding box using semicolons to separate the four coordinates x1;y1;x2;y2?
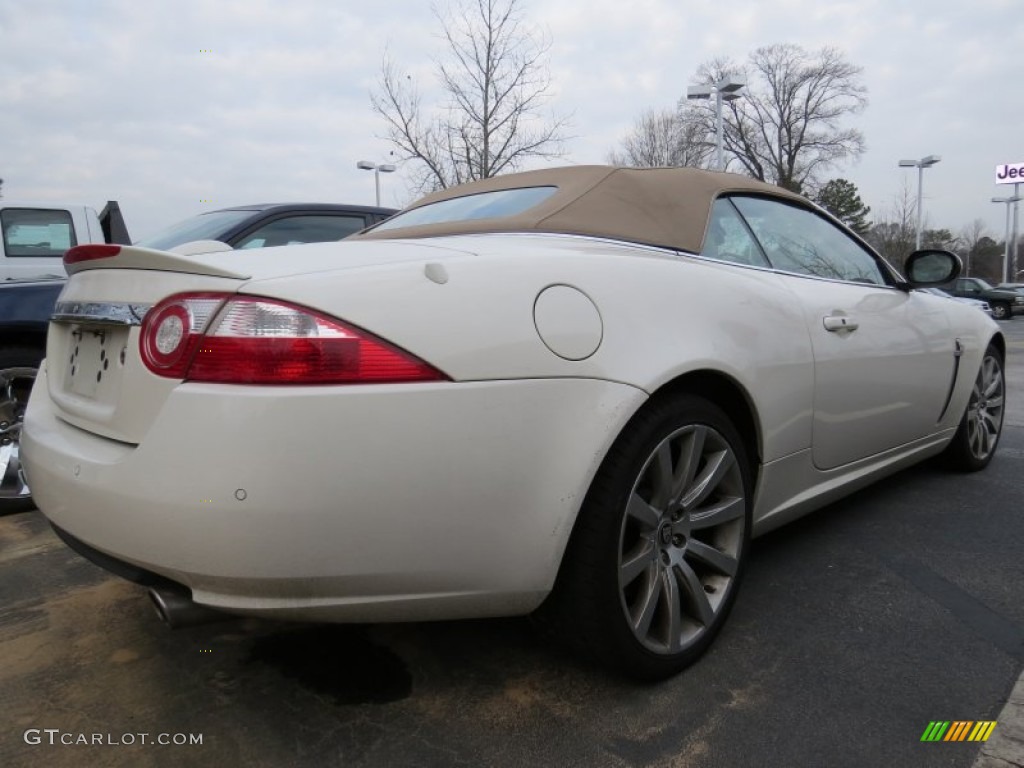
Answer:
823;314;859;332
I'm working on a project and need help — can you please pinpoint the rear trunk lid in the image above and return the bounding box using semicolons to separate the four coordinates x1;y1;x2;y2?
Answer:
46;266;243;444
46;239;473;444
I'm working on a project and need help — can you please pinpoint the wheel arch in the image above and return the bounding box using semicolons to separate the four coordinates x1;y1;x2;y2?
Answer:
646;369;764;489
538;370;761;676
988;330;1006;361
551;368;763;585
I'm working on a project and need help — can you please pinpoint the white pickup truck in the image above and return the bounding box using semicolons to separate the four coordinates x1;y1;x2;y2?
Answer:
0;201;129;512
0;201;130;280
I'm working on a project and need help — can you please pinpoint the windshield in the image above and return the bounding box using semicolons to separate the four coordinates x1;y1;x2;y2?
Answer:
136;210;254;250
371;186;557;232
973;278;994;290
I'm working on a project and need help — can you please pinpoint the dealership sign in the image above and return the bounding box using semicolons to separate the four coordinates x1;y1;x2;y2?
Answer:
996;162;1024;184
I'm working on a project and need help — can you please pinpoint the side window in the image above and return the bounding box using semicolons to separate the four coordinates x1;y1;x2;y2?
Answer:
732;197;887;285
958;280;978;294
233;215;368;249
699;198;770;268
1;208;78;257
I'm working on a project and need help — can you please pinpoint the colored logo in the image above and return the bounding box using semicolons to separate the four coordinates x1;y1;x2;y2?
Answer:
920;721;997;742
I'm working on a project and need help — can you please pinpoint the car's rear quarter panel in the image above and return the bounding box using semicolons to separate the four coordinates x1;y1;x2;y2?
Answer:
241;235;817;464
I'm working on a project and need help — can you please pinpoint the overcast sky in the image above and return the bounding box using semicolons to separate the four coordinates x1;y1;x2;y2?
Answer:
2;0;1022;243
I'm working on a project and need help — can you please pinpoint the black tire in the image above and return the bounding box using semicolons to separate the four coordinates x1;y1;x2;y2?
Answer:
991;303;1010;321
0;347;43;516
537;394;752;680
941;343;1005;472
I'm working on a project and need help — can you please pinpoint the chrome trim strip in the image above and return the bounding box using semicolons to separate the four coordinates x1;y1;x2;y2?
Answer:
51;301;152;326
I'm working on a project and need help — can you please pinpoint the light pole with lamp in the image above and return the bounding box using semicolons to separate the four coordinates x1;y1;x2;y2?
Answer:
897;155;941;250
356;160;396;207
1014;191;1020;285
687;76;745;171
992;195;1023;284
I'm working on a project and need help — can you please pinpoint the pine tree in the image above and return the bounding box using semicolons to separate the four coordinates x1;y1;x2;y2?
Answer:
815;178;871;234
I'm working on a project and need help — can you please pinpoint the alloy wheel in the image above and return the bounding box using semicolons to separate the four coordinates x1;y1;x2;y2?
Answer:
0;366;36;502
965;353;1004;462
617;424;746;655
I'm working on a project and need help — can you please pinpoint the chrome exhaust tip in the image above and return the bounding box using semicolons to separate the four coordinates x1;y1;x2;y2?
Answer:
148;587;229;629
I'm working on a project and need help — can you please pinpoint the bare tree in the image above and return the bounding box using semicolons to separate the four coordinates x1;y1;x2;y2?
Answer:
608;105;712;168
957;219;1008;281
957;219;988;276
972;236;1005;283
690;44;867;192
371;0;569;194
864;181;917;270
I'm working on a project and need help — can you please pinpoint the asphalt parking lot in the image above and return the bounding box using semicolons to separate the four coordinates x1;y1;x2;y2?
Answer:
2;321;1023;768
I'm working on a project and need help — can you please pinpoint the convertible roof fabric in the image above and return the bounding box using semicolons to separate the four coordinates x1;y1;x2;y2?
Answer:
352;165;807;254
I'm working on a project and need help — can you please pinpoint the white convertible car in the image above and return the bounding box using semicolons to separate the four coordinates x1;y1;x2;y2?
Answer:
21;166;1005;680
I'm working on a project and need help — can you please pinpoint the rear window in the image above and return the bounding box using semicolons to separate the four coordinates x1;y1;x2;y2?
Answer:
371;186;557;232
1;208;78;257
137;210;255;250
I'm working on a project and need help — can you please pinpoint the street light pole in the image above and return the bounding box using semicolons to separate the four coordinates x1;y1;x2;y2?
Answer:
915;164;924;247
356;160;396;206
687;76;745;171
992;194;1023;283
897;155;941;250
1013;182;1020;284
714;90;725;171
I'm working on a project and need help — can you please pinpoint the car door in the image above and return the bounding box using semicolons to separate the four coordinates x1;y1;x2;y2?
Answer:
731;196;957;470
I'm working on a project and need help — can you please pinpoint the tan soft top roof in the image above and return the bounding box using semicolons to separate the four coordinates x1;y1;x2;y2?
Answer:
352;165;808;254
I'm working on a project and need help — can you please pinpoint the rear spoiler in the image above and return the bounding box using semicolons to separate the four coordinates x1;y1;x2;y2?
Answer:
98;201;131;245
63;244;250;279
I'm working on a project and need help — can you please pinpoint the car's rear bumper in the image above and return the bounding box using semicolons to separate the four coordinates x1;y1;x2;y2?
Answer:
23;365;646;622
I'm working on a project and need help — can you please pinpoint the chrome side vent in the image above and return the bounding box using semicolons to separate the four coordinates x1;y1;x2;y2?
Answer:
936;339;963;424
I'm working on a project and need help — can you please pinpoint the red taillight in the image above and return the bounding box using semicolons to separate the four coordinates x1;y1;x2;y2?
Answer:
140;293;446;385
139;294;226;377
64;244;121;265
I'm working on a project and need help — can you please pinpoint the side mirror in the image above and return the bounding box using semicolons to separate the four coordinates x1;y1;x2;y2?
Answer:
903;249;962;287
